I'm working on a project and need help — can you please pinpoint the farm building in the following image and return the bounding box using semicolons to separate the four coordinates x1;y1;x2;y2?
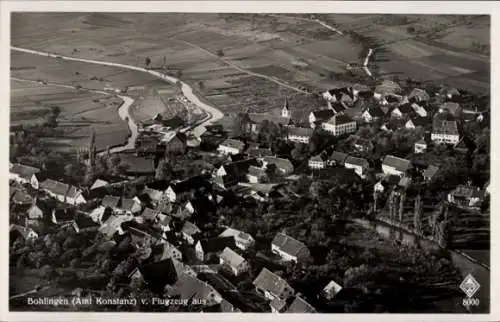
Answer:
431;120;460;145
164;132;187;154
381;155;412;178
9;163;42;189
321;114;357;136
215;158;259;189
219;247;249;276
195;236;237;262
40;179;86;205
408;88;430;103
219;227;255;251
286;296;316;313
286;127;313;144
262;157;294;175
271;232;311;263
328;151;348;166
217;138;245;155
344;156;370;179
309;109;335;128
447;185;485;208
253;268;295;302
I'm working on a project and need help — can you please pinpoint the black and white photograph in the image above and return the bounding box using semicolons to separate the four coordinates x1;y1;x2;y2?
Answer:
3;1;496;318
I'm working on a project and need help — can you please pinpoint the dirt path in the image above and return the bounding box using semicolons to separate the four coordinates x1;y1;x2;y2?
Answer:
11;46;224;139
170;38;310;95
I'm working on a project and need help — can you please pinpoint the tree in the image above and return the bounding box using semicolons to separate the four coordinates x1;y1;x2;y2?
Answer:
155;159;173;181
198;80;205;91
175;70;183;79
145;57;151;68
291;142;308;161
216;49;225;58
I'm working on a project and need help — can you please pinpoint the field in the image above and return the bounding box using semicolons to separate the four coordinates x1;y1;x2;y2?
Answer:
11;13;490;120
10;79;128;152
10;50;193;151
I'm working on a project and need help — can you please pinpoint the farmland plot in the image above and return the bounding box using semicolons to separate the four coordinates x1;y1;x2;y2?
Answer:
11;79;127;152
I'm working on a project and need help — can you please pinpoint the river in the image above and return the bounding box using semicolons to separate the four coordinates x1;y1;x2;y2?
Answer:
11;46;224;151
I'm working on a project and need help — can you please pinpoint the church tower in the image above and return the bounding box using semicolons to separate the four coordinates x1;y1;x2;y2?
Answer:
281;97;291;118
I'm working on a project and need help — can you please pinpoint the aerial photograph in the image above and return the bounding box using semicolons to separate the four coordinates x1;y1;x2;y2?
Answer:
9;12;490;313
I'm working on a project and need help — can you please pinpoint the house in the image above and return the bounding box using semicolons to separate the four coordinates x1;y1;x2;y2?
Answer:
392;103;415;119
308;154;326;169
26;198;55;228
51;207;76;225
72;213;100;233
89;179;111;199
309;109;336;128
172;273;223;308
349;135;373;153
286;295;316;313
270;297;289;313
423;165;440;182
411;103;428;117
101;195;120;210
119;154;156;176
181;221;201;245
247;166;268;183
321;114;357;136
431;119;460;145
405;116;431;130
218;139;245;155
287;127;313;144
414;138;428;154
382;155;412;177
170;201;195;220
10;189;33;206
10;224;38;242
88;206;110;224
328;101;347;114
119;198;142;215
322;87;353;103
40;179;86;205
142;187;164;203
321;280;343;300
439;102;462;118
362;106;385;123
219;227;255;251
447;185;485;208
246;147;273;159
215;159;259;189
344;156;370;179
262;157;294;176
271;232;311;263
253;268;295;301
156;213;173;232
151;241;183;262
195;236;236;262
140;207;157;222
9;163;41;189
98;214;134;238
328;151;348;166
130;258;179;294
408;88;430;103
164;132;187;155
219;247;249;276
165;175;208;202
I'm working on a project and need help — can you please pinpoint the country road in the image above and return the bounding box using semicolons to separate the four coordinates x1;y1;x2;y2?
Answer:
11;46;224;142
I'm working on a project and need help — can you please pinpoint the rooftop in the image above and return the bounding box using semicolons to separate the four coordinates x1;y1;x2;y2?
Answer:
271;232;309;258
220;138;245;151
382;155;412;172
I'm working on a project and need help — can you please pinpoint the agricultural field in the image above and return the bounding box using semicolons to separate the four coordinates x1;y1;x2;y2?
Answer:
10;79;127;152
11;12;490;123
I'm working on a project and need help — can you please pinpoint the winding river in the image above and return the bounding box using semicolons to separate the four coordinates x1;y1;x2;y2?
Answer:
11;46;224;153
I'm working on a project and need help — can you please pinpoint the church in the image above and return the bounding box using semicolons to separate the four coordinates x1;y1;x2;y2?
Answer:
240;97;292;136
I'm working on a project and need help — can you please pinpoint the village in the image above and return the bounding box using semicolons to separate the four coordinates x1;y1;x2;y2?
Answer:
9;78;490;313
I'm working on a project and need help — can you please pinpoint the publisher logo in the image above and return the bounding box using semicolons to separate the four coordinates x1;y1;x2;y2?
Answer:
460;274;480;307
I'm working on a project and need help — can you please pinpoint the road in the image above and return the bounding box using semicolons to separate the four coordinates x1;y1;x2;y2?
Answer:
11;46;224;142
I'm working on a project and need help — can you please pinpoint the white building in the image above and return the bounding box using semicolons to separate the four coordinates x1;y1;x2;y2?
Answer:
217;139;245;155
321;114;357;136
308;155;326;169
219;227;256;251
271;233;311;263
381;155;412;177
253;268;295;301
287;127;313;144
219;247;249;276
344;156;369;179
431;120;460;145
